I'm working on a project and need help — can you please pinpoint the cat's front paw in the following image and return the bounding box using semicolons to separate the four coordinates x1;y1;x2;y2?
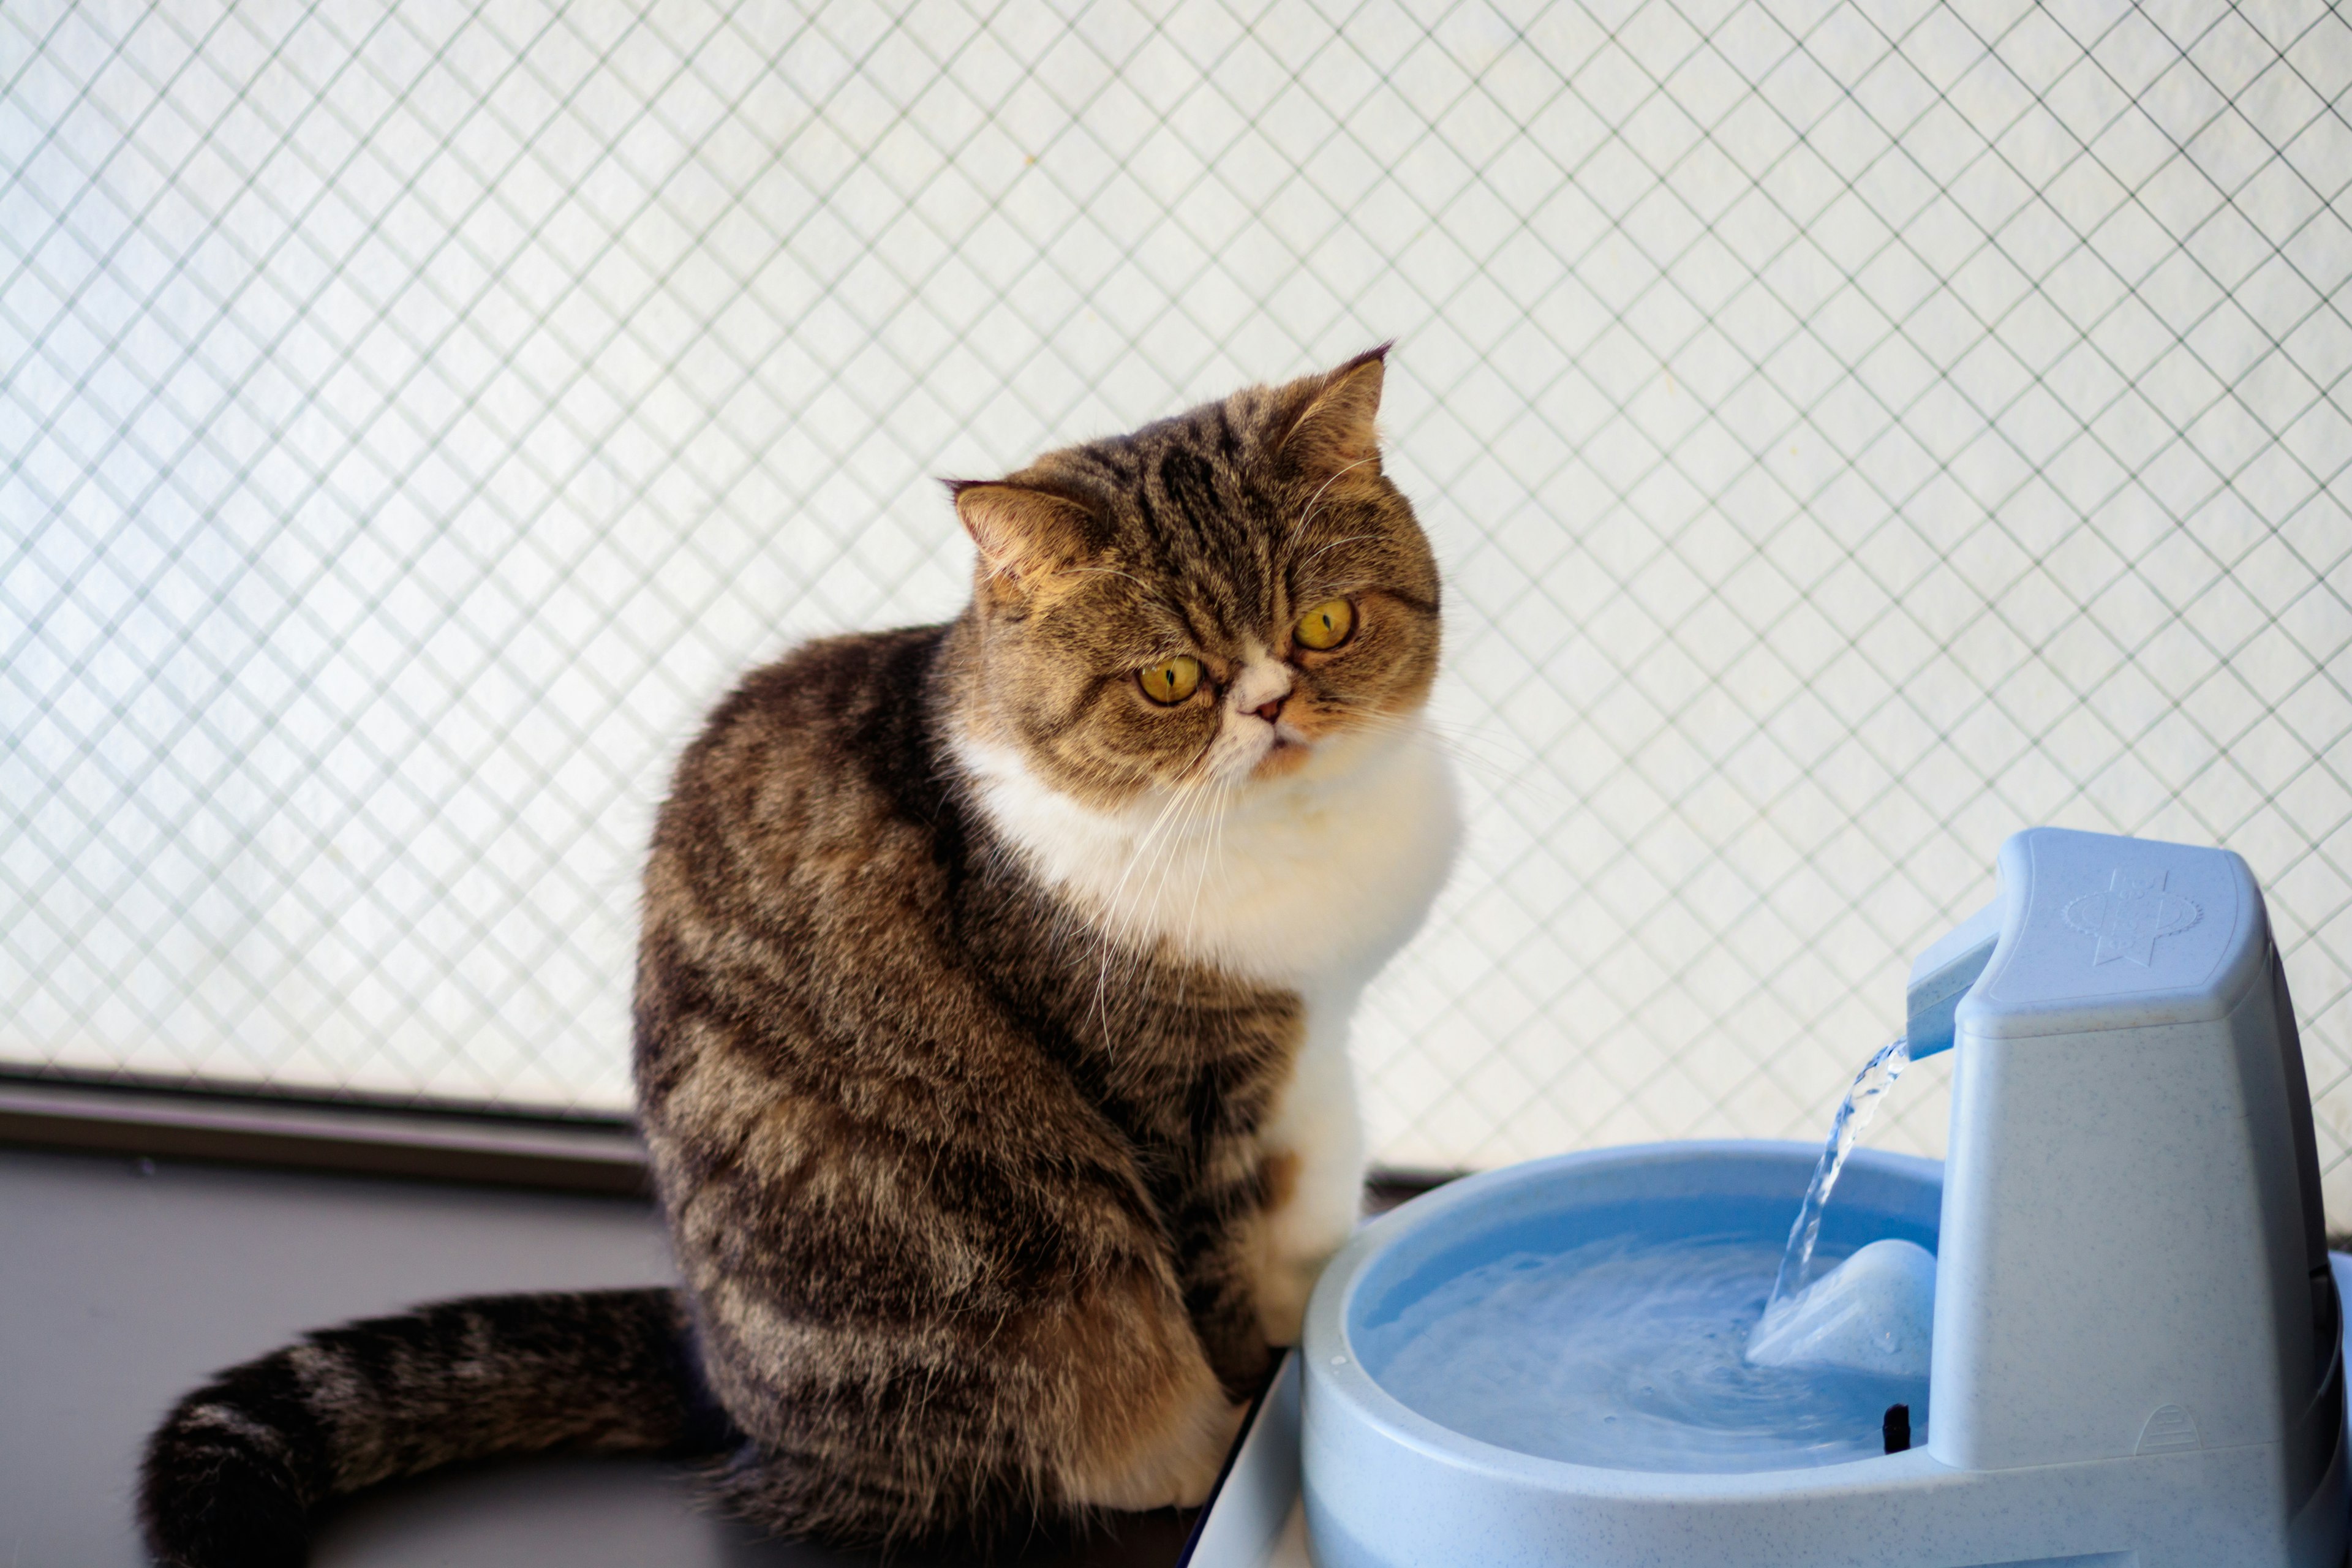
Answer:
1254;1259;1318;1347
1065;1387;1244;1512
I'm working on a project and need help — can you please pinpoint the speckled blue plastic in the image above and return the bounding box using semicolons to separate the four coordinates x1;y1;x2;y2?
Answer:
1304;1144;2343;1567
1302;828;2348;1568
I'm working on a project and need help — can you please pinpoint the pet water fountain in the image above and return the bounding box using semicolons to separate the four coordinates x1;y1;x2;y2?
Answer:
1301;826;2347;1567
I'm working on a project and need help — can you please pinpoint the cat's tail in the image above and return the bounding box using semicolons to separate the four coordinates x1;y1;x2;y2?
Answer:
136;1286;734;1568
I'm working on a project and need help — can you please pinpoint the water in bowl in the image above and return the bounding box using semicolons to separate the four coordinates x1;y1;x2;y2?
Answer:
1365;1231;1928;1472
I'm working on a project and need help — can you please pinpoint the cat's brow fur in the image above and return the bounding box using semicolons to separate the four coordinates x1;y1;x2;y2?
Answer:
137;347;1452;1562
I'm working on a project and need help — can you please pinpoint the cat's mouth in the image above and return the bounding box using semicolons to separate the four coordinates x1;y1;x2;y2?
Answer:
1250;722;1316;778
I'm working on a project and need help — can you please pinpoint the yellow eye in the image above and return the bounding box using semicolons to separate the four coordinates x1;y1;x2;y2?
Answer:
1293;598;1355;651
1138;655;1202;705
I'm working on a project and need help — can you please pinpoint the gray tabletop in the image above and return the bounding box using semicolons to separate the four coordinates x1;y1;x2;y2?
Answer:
0;1147;1193;1567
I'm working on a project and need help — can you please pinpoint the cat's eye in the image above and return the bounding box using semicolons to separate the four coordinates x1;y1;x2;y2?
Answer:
1292;598;1355;651
1138;655;1203;705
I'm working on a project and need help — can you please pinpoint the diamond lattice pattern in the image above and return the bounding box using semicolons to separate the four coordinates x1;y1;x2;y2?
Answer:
4;0;2349;1209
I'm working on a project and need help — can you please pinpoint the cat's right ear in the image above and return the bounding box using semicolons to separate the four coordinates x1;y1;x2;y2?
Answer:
1275;342;1390;481
947;480;1094;590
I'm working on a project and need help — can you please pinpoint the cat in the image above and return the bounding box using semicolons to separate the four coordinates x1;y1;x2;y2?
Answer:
137;345;1460;1564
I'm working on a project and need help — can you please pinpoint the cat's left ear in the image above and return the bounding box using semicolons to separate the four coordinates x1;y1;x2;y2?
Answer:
1277;343;1390;478
947;479;1095;589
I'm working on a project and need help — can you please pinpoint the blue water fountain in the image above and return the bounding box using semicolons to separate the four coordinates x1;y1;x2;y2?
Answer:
1303;827;2346;1567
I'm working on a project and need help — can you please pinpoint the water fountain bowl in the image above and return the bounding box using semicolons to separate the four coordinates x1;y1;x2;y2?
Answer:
1303;828;2348;1568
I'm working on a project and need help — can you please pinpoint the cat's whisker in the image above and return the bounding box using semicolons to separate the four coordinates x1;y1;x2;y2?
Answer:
1161;774;1224;911
1178;774;1230;960
1348;710;1517;770
1140;772;1226;1012
1340;707;1574;810
1159;782;1219;1013
1091;766;1231;1036
1202;774;1240;941
1287;454;1378;549
1210;774;1237;896
1084;812;1169;1002
1176;716;1232;789
1295;532;1379;574
1088;778;1201;1035
1062;564;1156;595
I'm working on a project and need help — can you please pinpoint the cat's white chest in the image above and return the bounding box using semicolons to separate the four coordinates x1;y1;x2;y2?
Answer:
954;720;1458;992
956;720;1459;1344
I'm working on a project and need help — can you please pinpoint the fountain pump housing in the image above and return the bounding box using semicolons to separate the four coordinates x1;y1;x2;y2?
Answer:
1930;827;2340;1498
1302;827;2347;1567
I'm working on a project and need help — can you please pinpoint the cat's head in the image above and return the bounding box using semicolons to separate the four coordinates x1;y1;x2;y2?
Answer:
947;347;1439;809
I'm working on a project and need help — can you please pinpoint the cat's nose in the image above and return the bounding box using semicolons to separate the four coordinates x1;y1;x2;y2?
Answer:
1230;656;1292;722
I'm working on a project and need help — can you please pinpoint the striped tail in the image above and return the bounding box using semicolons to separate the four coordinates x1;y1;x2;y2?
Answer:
137;1287;734;1568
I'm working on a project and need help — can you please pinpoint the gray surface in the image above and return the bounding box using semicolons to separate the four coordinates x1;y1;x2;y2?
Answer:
0;1148;1191;1567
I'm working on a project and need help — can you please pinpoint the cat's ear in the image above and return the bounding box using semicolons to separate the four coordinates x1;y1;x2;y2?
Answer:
1276;343;1390;478
948;480;1095;589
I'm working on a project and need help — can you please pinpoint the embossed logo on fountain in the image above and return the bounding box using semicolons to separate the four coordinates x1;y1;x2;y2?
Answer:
2063;867;2200;968
2135;1403;2200;1453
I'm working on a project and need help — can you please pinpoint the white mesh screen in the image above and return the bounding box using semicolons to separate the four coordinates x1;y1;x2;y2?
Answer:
4;0;2348;1209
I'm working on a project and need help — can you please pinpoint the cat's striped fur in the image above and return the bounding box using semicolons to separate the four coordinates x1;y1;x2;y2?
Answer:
137;1290;725;1566
139;347;1455;1561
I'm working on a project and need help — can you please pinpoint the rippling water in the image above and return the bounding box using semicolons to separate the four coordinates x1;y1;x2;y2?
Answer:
1369;1232;1928;1473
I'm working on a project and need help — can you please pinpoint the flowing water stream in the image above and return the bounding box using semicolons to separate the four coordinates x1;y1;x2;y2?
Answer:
1750;1034;1913;1350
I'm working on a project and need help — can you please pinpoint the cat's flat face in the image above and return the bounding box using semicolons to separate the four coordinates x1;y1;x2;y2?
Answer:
952;349;1440;809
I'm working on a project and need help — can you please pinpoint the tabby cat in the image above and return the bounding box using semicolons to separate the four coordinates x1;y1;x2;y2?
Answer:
138;346;1459;1563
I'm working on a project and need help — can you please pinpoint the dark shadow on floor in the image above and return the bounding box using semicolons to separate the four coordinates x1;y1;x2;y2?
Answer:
0;1147;1192;1567
317;1455;1196;1567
